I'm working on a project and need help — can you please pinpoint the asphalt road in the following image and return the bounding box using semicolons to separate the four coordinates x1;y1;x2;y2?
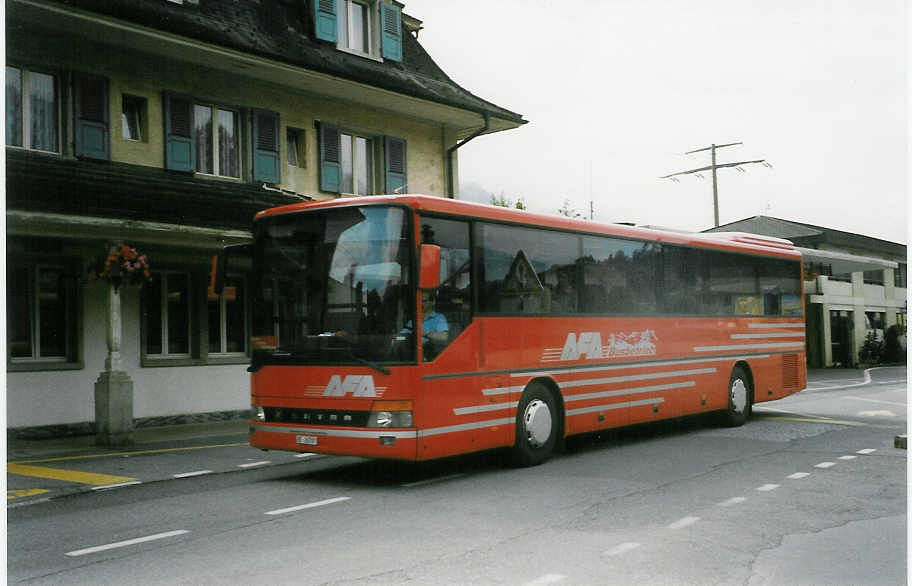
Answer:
7;366;907;585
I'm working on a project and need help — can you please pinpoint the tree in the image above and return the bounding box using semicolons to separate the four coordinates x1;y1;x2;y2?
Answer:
558;198;581;218
490;192;526;210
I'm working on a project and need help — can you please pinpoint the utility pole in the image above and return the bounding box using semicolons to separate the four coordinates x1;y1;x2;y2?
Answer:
660;142;768;227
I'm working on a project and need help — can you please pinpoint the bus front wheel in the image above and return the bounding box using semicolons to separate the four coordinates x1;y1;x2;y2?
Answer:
722;366;752;427
512;383;559;467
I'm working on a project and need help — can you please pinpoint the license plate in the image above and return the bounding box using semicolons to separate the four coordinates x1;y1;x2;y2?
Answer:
296;435;318;446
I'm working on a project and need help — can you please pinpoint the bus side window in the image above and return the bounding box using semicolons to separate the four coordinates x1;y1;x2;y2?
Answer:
419;217;471;355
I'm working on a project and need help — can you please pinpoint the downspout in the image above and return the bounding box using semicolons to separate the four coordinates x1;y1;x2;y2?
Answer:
446;112;489;199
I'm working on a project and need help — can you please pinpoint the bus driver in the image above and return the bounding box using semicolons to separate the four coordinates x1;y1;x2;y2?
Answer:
400;291;449;359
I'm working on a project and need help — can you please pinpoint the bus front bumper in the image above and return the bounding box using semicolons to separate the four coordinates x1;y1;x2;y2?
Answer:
249;422;418;461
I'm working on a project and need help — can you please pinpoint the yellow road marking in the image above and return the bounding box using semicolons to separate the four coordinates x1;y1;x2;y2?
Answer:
752;414;865;427
13;441;249;465
8;463;137;486
7;488;50;500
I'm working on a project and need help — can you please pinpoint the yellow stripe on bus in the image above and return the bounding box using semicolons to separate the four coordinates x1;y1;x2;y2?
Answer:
8;463;137;486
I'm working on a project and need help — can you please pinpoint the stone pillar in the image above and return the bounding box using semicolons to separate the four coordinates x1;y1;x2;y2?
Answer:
95;284;134;446
850;271;867;367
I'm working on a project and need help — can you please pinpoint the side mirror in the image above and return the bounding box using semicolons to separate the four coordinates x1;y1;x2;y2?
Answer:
210;243;251;295
419;244;441;290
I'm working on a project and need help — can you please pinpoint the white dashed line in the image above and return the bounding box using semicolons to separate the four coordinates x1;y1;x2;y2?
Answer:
756;484;780;492
838;455;857;460
66;530;189;557
265;497;351;516
787;472;810;479
294;453;317;458
173;470;213;479
857;449;877;454
90;481;142;491
815;462;836;469
605;542;641;556
238;461;271;468
718;497;747;507
522;574;566;586
668;516;700;530
401;473;465;488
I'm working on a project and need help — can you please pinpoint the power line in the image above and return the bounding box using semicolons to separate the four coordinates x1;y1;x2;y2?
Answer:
660;142;769;227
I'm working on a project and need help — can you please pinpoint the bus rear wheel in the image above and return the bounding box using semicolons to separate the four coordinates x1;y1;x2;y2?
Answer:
512;383;559;467
722;366;752;427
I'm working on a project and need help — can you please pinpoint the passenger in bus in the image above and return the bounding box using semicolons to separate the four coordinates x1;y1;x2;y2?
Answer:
401;291;449;359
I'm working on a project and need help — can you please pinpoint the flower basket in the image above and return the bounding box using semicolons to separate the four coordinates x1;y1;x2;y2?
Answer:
88;244;152;291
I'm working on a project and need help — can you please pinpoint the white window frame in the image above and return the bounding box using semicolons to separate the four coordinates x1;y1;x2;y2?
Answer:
147;272;192;359
6;66;60;154
337;0;382;60
208;275;247;356
194;103;241;179
340;130;374;196
121;95;146;142
8;264;72;363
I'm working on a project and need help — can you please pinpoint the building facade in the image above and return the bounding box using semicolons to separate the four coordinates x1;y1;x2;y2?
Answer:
6;0;525;437
705;217;907;368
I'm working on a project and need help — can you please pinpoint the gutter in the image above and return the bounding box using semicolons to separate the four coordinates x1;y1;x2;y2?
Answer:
446;113;489;198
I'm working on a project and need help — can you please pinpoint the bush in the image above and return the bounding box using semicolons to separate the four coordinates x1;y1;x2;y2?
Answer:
882;325;906;363
858;330;883;364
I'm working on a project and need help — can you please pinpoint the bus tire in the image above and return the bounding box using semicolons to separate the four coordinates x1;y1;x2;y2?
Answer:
512;383;559;467
722;366;752;427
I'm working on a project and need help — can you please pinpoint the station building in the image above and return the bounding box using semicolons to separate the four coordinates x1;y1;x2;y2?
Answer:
705;216;907;368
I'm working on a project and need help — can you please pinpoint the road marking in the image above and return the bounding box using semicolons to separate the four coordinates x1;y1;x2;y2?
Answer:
238;461;271;468
857;410;896;417
845;396;906;407
787;472;810;479
523;574;566;586
65;529;190;557
91;481;142;491
8;463;137;487
173;470;214;478
751;413;865;427
857;449;877;454
401;473;465;488
294;453;317;458
815;462;836;469
605;542;641;556
265;497;350;516
838;455;857;460
668;516;700;530
756;484;780;492
7;488;50;500
13;442;249;465
718;497;747;507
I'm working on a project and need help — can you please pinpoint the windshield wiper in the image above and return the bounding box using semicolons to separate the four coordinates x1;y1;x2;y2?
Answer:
336;347;390;375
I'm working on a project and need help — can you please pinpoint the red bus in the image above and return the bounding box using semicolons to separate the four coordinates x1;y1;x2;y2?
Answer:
233;195;805;466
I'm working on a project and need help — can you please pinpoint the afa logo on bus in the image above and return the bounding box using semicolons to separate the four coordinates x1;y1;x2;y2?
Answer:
560;330;658;361
323;375;377;397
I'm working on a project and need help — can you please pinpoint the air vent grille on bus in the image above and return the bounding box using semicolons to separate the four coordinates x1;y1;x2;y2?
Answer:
782;354;800;391
263;407;370;427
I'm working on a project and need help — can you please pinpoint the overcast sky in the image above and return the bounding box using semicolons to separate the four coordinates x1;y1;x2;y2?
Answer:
405;0;908;244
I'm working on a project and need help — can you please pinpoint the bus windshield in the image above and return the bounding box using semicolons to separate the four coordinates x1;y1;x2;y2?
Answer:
251;205;414;368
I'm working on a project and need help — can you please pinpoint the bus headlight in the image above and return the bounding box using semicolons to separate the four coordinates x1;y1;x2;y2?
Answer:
367;400;413;428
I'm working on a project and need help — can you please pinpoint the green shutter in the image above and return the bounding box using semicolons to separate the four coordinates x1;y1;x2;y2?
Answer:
317;122;341;193
74;75;109;160
164;93;195;172
314;0;338;42
384;136;407;193
380;3;403;62
253;109;280;183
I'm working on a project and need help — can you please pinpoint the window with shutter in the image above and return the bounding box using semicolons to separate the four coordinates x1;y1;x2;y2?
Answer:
253;109;280;183
318;122;342;193
164;93;195;172
380;2;402;62
74;75;109;160
384;135;406;193
314;0;338;42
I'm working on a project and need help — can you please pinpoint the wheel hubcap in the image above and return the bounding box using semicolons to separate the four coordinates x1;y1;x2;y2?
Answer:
730;379;747;413
523;399;552;448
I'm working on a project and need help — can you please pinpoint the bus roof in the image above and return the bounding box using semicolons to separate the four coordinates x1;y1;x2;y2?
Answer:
255;194;801;260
